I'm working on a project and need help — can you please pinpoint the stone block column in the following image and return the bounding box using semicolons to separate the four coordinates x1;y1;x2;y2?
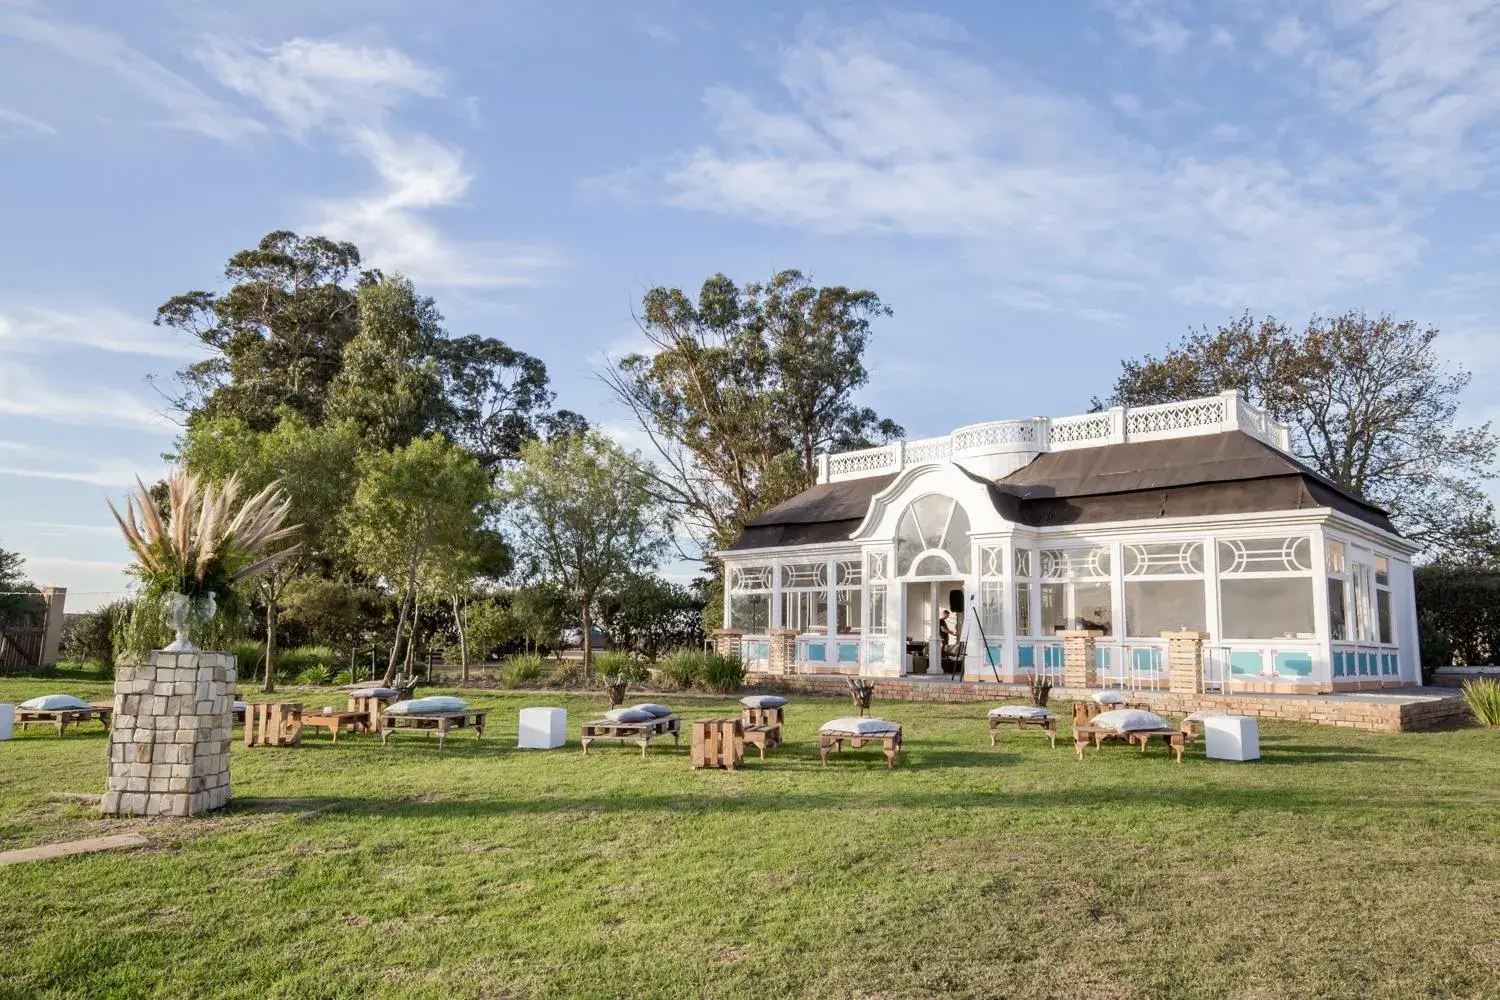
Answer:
1163;630;1209;694
101;651;235;818
1060;630;1101;689
40;586;66;667
710;629;744;659
767;629;798;675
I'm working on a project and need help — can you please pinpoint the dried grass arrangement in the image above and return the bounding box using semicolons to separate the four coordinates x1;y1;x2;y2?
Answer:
108;470;301;649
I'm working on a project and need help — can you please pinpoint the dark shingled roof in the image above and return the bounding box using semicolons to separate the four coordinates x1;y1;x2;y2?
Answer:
729;474;896;551
723;432;1396;551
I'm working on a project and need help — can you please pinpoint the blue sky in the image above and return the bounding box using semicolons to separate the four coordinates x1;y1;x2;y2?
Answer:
3;0;1499;609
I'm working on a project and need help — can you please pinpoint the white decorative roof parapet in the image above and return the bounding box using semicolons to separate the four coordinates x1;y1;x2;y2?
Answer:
818;391;1293;484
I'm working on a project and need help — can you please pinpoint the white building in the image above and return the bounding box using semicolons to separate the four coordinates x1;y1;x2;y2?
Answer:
716;392;1419;694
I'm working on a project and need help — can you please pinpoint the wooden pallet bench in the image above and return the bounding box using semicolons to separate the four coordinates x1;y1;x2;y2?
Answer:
579;715;681;756
379;710;486;750
987;712;1058;748
15;704;112;736
1072;725;1184;763
818;724;902;768
743;723;781;761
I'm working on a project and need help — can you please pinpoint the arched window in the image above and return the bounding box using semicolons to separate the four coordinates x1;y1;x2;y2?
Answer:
895;494;972;576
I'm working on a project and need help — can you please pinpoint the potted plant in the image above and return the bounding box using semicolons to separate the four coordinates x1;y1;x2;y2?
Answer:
109;470;301;652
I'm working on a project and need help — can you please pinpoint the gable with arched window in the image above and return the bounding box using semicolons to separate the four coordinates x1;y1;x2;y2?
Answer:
895;494;972;576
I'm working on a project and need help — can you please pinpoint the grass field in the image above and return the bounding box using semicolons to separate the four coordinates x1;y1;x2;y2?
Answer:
2;674;1498;1000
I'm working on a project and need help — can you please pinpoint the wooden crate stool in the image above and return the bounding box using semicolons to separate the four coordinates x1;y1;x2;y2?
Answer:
740;704;785;741
245;702;303;747
691;718;744;770
347;693;398;731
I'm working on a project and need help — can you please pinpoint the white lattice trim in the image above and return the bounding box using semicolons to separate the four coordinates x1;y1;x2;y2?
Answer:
1125;398;1227;438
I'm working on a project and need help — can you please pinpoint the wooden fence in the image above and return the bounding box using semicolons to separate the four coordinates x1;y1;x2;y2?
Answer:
0;626;44;673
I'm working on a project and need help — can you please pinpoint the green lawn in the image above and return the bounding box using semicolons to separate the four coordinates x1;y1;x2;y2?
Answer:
1;676;1498;1000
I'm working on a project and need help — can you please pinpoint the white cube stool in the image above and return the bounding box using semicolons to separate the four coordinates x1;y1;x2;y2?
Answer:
517;707;567;749
0;704;12;741
1203;715;1259;761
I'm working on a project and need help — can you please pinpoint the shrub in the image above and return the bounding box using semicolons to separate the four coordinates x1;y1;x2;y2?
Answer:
231;641;266;677
1463;678;1500;726
704;652;745;693
549;659;586;688
296;664;332;686
332;668;355;686
657;649;709;690
277;645;336;682
63;600;130;667
500;653;547;687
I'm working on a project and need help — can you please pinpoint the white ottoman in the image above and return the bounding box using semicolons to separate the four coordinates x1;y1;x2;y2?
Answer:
518;707;566;749
1203;714;1259;761
0;704;11;741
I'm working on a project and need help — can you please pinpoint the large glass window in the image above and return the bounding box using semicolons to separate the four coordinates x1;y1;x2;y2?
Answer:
895;495;972;575
1125;580;1206;636
1217;534;1316;640
727;564;771;631
1375;555;1394;645
834;559;861;634
1039;546;1112;634
1222;578;1315;639
1123;541;1205;637
781;561;828;634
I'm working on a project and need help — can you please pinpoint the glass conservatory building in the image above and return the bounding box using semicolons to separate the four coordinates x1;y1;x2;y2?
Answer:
716;393;1420;693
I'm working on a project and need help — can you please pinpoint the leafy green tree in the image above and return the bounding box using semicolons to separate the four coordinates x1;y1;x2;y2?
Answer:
157;231;363;429
1108;311;1499;562
501;433;670;667
179;411;363;690
510;583;571;655
325;274;444;451
604;270;901;553
344;435;494;684
420;527;511;682
461;599;520;663
593;573;705;659
0;543;43;627
430;335;581;467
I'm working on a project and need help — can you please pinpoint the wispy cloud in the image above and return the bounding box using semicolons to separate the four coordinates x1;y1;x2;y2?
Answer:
1104;0;1192;55
0;107;55;137
0;306;206;359
0;364;171;432
198;37;555;289
1256;0;1500;192
0;7;262;142
648;13;1416;310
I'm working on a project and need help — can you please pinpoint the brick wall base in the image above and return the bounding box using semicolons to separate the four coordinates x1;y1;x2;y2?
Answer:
744;672;1470;732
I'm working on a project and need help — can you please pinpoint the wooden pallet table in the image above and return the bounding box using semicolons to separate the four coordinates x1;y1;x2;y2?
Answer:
579;715;681;756
691;718;744;769
301;709;370;743
987;712;1059;748
1072;725;1184;763
15;704;112;736
379;710;486;750
244;702;304;747
819;724;902;768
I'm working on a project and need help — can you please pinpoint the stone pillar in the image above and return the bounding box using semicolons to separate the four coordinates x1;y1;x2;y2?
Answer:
39;586;66;667
767;628;798;675
711;629;744;659
1061;630;1101;688
102;651;235;817
1163;630;1209;695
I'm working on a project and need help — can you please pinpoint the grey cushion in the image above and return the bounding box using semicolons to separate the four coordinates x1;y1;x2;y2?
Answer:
604;707;653;723
740;695;788;709
1091;709;1172;733
628;703;672;718
385;696;467;716
820;716;899;736
989;705;1055;720
1091;691;1127;706
18;694;93;711
350;687;398;698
